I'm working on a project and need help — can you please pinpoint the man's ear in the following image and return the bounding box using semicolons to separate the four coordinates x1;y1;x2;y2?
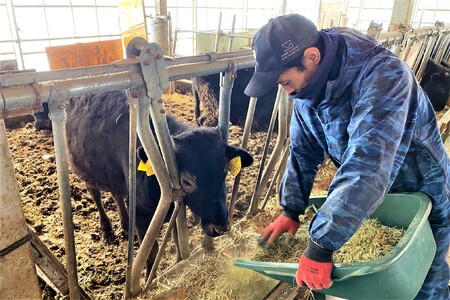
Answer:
304;47;321;65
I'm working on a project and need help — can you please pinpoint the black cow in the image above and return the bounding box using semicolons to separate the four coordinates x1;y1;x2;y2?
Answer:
192;67;278;131
420;59;450;111
33;102;52;131
64;90;253;271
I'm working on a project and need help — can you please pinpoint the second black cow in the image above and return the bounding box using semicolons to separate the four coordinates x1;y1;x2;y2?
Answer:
192;67;278;132
64;90;253;272
420;59;450;111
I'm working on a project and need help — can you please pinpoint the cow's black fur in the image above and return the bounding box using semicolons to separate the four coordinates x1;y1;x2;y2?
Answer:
64;90;253;271
420;59;450;111
192;67;278;131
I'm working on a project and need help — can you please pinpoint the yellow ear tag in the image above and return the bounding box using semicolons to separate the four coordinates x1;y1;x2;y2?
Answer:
229;156;242;176
137;160;155;176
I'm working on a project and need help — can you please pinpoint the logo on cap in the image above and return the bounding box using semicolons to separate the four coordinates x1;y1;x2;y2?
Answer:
281;39;300;61
282;40;294;51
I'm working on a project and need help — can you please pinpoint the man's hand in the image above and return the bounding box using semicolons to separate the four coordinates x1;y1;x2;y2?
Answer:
257;214;299;247
296;239;333;290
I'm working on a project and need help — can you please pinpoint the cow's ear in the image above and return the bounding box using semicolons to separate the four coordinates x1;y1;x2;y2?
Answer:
137;146;148;162
225;145;253;168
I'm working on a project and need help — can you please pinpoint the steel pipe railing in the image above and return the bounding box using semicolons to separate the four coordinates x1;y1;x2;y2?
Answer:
48;99;81;300
124;92;138;299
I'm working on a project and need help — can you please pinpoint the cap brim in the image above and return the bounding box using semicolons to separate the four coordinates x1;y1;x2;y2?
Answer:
244;68;282;98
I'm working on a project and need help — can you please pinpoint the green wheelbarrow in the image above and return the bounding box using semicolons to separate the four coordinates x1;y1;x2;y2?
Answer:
235;193;436;300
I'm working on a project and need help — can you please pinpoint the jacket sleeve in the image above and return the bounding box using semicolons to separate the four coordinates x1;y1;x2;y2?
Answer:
279;101;326;216
310;56;418;251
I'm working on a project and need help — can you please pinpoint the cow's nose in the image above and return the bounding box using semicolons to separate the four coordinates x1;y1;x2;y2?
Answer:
203;223;229;237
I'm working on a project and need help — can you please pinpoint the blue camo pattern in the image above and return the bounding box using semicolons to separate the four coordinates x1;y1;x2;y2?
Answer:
279;27;450;299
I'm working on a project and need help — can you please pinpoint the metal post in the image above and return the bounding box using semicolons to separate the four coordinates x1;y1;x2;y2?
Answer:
203;62;236;250
227;14;236;52
151;0;170;55
124;91;138;299
48;98;81;300
214;12;223;53
130;90;172;296
6;0;25;68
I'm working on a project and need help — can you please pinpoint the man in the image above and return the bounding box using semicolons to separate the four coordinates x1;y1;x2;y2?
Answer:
245;13;450;299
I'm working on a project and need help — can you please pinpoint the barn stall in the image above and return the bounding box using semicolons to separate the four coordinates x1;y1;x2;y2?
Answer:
1;1;450;299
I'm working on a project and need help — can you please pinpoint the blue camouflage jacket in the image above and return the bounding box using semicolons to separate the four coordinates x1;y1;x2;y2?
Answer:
279;27;450;251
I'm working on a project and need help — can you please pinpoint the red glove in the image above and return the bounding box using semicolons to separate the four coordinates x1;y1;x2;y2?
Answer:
296;239;333;290
258;214;299;247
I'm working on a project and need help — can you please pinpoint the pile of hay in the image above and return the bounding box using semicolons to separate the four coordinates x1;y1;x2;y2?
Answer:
142;203;405;300
254;206;406;264
141;217;279;300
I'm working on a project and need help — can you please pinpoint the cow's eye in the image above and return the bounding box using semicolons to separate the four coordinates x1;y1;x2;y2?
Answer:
180;172;197;193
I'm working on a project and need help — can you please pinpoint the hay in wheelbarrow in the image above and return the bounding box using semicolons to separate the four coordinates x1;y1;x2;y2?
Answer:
253;206;406;264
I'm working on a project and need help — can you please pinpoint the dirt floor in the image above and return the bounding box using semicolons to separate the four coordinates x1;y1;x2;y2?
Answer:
4;93;449;299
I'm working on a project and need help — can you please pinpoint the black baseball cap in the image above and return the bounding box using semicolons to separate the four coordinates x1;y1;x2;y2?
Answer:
244;14;319;97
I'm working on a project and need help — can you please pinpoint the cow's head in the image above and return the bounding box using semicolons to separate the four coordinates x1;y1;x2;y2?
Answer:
138;127;253;237
33;102;52;131
173;127;253;236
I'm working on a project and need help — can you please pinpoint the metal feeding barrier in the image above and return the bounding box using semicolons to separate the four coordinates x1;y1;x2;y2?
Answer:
0;38;257;299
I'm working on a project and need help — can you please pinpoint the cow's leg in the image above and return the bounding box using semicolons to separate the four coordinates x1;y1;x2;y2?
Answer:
86;184;115;243
112;193;129;238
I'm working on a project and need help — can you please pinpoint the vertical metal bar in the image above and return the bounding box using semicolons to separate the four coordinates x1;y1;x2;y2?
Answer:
417;33;438;80
401;36;414;61
6;0;25;68
130;91;172;296
261;142;289;210
41;0;52;45
418;6;424;28
249;86;282;202
227;14;236;52
69;0;77;37
147;96;189;261
214;12;222;53
217;65;236;141
249;86;288;216
168;11;173;56
172;29;178;56
94;0;101;38
279;0;287;15
192;0;196;54
143;200;182;292
124;91;138;299
321;11;326;30
48;100;81;300
203;64;236;249
228;96;257;223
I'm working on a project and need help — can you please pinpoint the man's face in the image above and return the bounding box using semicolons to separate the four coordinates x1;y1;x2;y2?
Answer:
277;49;320;96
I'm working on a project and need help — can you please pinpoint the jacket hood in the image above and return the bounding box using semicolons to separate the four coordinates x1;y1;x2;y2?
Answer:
327;28;382;101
